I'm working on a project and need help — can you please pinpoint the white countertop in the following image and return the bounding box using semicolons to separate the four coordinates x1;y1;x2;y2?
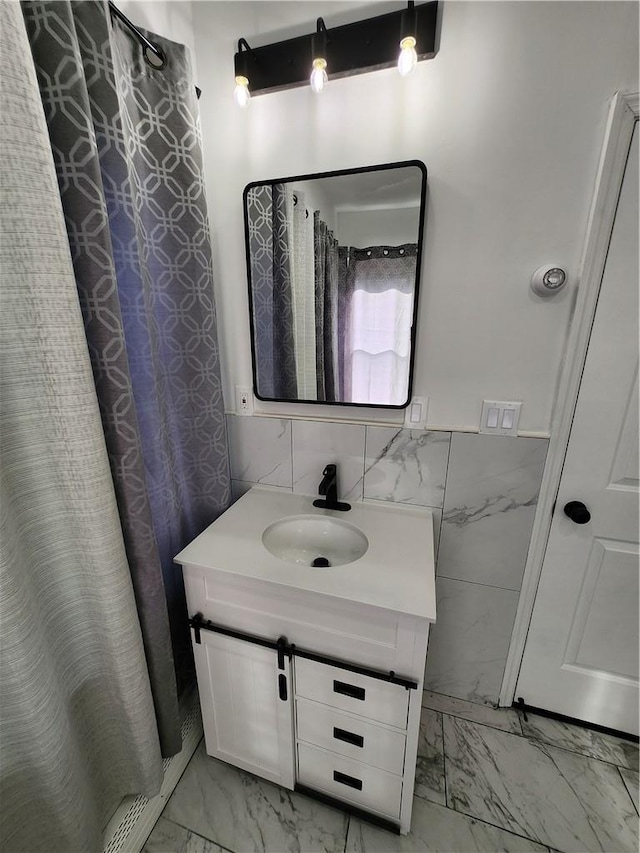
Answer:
175;487;436;621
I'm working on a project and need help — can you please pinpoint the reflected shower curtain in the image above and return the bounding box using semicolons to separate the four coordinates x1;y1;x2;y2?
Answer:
272;186;298;398
314;213;340;401
22;0;230;755
0;3;163;850
347;245;417;405
337;246;356;401
247;183;297;398
290;192;317;400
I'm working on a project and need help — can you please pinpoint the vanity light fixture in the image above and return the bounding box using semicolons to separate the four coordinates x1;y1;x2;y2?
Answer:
398;2;419;77
310;18;329;93
233;1;438;100
233;38;254;108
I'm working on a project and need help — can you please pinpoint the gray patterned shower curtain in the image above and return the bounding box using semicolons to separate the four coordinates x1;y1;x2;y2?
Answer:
1;3;163;851
21;0;230;756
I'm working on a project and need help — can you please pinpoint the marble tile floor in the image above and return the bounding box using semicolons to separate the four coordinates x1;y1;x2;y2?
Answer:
143;691;639;853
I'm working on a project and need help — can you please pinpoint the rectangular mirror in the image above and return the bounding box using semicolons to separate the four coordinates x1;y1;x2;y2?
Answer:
243;161;427;408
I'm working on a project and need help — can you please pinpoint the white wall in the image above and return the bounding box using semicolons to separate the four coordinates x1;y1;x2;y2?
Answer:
192;0;638;433
337;206;420;247
291;179;338;230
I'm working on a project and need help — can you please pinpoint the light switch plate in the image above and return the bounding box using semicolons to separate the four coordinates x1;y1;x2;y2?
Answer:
480;400;522;435
404;396;428;430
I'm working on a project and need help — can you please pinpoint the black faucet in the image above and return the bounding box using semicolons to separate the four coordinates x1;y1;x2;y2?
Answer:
313;463;351;512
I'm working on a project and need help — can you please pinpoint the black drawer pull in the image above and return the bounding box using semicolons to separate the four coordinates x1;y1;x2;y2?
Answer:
333;679;365;701
333;727;364;748
278;674;287;701
333;770;362;791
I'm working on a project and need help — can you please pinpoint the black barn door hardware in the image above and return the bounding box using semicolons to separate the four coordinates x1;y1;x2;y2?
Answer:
189;614;417;689
291;644;418;690
278;674;288;701
188;613;291;657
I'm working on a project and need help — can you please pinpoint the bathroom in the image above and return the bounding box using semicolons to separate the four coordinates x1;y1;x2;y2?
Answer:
0;0;638;851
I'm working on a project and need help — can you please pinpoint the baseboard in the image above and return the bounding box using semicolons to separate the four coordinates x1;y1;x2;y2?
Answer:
102;689;203;853
513;699;639;743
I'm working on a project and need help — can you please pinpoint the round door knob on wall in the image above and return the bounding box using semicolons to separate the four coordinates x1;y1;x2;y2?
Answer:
563;501;591;524
531;265;568;296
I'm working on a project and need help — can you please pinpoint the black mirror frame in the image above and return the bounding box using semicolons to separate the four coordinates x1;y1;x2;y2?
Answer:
242;159;428;410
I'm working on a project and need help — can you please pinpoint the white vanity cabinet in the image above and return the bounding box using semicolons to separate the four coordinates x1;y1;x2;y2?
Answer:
189;623;295;789
176;488;436;835
293;655;415;823
183;566;429;834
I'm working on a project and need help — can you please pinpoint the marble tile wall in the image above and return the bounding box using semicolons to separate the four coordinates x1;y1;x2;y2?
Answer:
437;434;548;590
426;433;548;704
225;414;548;705
293;421;367;501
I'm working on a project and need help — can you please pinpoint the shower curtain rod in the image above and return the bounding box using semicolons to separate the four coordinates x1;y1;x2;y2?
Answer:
107;1;202;97
108;1;165;67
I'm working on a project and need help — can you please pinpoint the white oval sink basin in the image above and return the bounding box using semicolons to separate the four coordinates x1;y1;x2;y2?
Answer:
262;514;369;567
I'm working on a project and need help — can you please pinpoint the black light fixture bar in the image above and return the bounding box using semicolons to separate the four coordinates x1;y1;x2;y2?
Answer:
235;1;438;96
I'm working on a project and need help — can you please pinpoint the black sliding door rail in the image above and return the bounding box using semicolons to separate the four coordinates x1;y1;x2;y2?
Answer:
292;645;417;690
188;613;417;690
189;613;290;666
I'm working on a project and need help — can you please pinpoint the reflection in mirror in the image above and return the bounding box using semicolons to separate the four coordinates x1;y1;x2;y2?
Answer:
244;162;426;407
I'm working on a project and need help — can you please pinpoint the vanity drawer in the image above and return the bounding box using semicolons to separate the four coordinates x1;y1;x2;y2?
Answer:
297;741;402;819
294;657;410;729
296;698;406;775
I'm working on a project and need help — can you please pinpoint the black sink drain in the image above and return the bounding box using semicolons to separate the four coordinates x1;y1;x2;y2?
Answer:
311;556;331;567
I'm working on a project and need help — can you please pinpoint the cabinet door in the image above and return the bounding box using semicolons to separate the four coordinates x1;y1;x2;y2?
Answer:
192;629;295;788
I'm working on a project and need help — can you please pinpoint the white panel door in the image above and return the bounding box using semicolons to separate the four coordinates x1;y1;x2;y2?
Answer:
516;123;639;734
193;629;295;787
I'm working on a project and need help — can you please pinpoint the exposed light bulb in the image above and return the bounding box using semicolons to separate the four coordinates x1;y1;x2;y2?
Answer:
310;58;328;93
233;75;250;108
397;36;418;77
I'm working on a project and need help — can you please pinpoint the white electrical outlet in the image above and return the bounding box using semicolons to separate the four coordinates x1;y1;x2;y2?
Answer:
404;396;428;430
235;386;253;416
480;400;522;435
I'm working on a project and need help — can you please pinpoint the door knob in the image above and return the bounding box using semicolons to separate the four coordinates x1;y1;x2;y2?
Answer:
563;501;591;524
